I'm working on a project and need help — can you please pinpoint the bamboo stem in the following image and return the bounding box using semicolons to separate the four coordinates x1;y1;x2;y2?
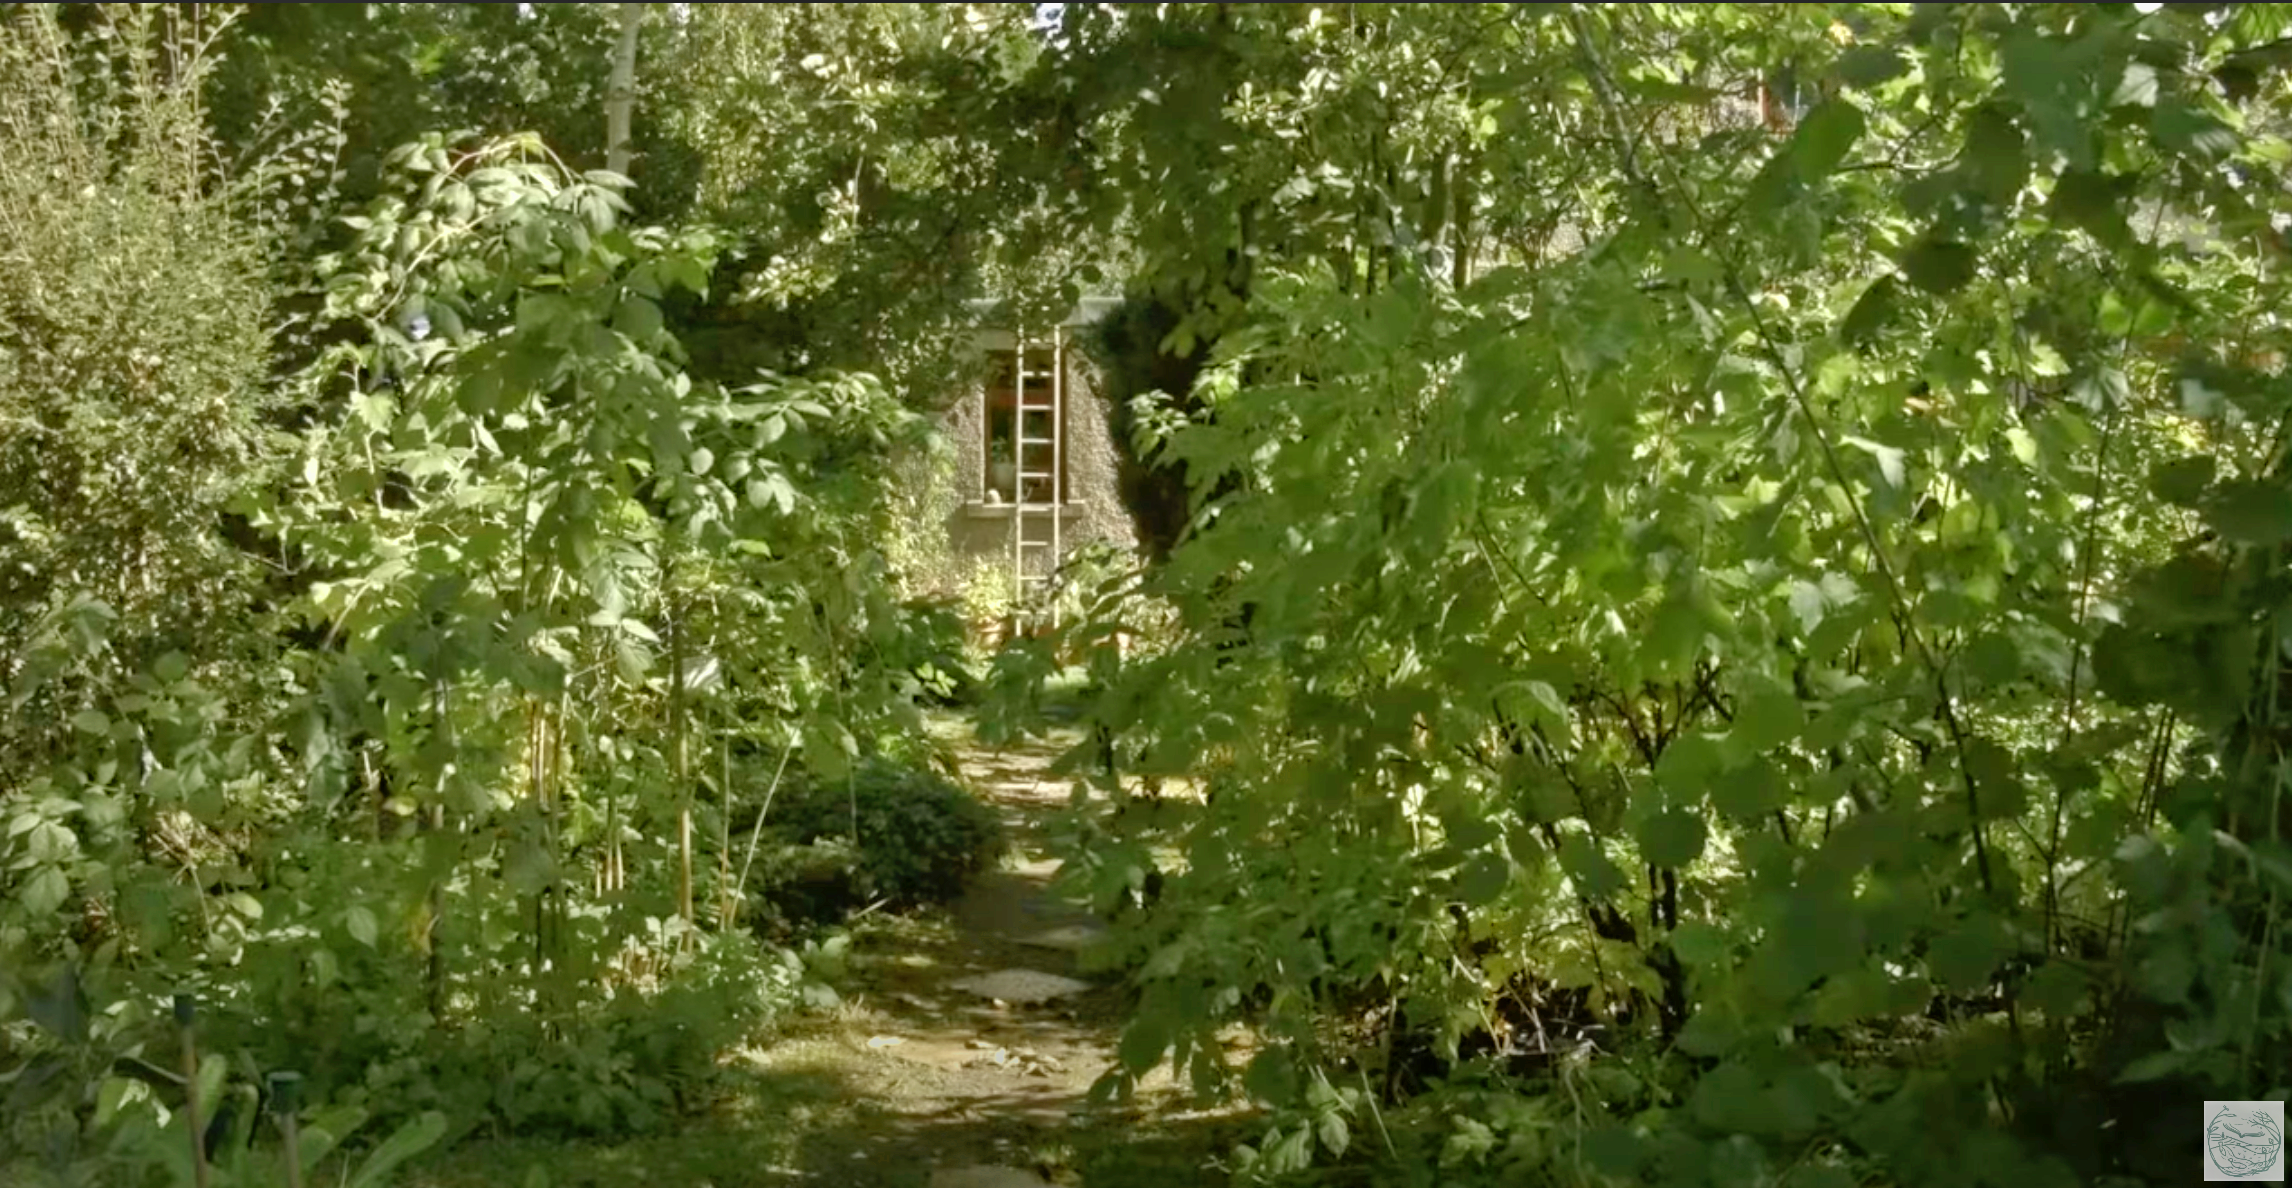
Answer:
669;563;693;929
175;995;208;1188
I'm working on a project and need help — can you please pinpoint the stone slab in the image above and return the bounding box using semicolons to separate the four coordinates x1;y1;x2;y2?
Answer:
1015;923;1107;953
948;968;1092;1004
929;1168;1057;1188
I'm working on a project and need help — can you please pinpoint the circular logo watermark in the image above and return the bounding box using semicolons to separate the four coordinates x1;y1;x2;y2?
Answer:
2207;1101;2286;1181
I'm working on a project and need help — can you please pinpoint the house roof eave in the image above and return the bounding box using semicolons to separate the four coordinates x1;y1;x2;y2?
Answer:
963;295;1122;329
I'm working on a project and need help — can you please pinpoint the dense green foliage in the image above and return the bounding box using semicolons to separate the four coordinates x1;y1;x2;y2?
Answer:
756;766;1008;931
11;3;2292;1186
0;6;964;1183
999;4;2292;1186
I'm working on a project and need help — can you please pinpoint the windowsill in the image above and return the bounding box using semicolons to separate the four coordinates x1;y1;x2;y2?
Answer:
960;500;1089;518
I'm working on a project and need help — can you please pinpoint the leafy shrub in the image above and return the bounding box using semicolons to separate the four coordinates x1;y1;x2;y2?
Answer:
958;556;1023;655
388;933;803;1137
764;760;1004;912
895;596;982;707
747;838;872;934
0;4;277;846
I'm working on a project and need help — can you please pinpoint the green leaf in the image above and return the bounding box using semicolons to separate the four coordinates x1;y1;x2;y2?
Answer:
1842;276;1901;349
1962;105;2029;207
1582;1126;1645;1175
614;637;652;684
95;1076;145;1127
1959;632;2021;690
2112;62;2159;108
2023;961;2090;1019
1899;238;1978;295
1963;737;2028;820
2153;100;2239;160
1835;46;1908;89
2206;481;2292;545
1315;1109;1350;1157
71;709;110;735
1522;768;1578;823
2000;30;2105;169
1657;733;1728;795
1731;686;1804;752
1266;1124;1314;1173
1792;101;1865;182
1244;1046;1298;1104
1558;833;1626;898
1638;810;1708;868
2049;169;2133;248
2115;1049;2189;1084
1787;581;1829;634
1690;1062;1767;1133
1119;1014;1171;1075
1454;851;1511;906
503;840;556;896
344;906;379;948
25;964;86;1042
194;1053;227;1121
21;866;70;917
2148;455;2216;507
346;1111;449;1188
1646;590;1709;671
1843;436;1906;487
1671;919;1731;967
1927;912;2011;994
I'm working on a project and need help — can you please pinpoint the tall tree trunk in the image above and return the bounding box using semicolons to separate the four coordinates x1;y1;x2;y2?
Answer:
605;3;642;177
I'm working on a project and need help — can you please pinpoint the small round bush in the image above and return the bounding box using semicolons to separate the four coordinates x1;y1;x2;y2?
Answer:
769;759;1005;908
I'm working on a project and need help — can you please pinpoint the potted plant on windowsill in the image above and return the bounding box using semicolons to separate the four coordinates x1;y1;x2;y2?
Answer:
988;437;1017;501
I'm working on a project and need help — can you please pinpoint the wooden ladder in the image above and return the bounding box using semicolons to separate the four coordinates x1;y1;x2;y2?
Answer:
1010;326;1064;631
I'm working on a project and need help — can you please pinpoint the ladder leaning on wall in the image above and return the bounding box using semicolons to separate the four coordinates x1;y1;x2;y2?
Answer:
1010;325;1064;631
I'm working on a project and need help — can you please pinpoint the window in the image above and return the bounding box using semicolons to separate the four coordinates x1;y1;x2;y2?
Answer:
1757;66;1818;132
981;347;1065;504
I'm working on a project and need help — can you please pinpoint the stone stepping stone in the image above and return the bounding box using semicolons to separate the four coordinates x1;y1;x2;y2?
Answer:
961;1040;1065;1076
929;1168;1057;1188
1015;923;1106;952
948;968;1092;1004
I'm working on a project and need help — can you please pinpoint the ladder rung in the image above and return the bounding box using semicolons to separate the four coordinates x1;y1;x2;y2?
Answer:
1019;472;1056;481
1018;436;1055;446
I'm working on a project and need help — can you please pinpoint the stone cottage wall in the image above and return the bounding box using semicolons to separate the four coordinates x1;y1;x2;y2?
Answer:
936;345;1136;586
